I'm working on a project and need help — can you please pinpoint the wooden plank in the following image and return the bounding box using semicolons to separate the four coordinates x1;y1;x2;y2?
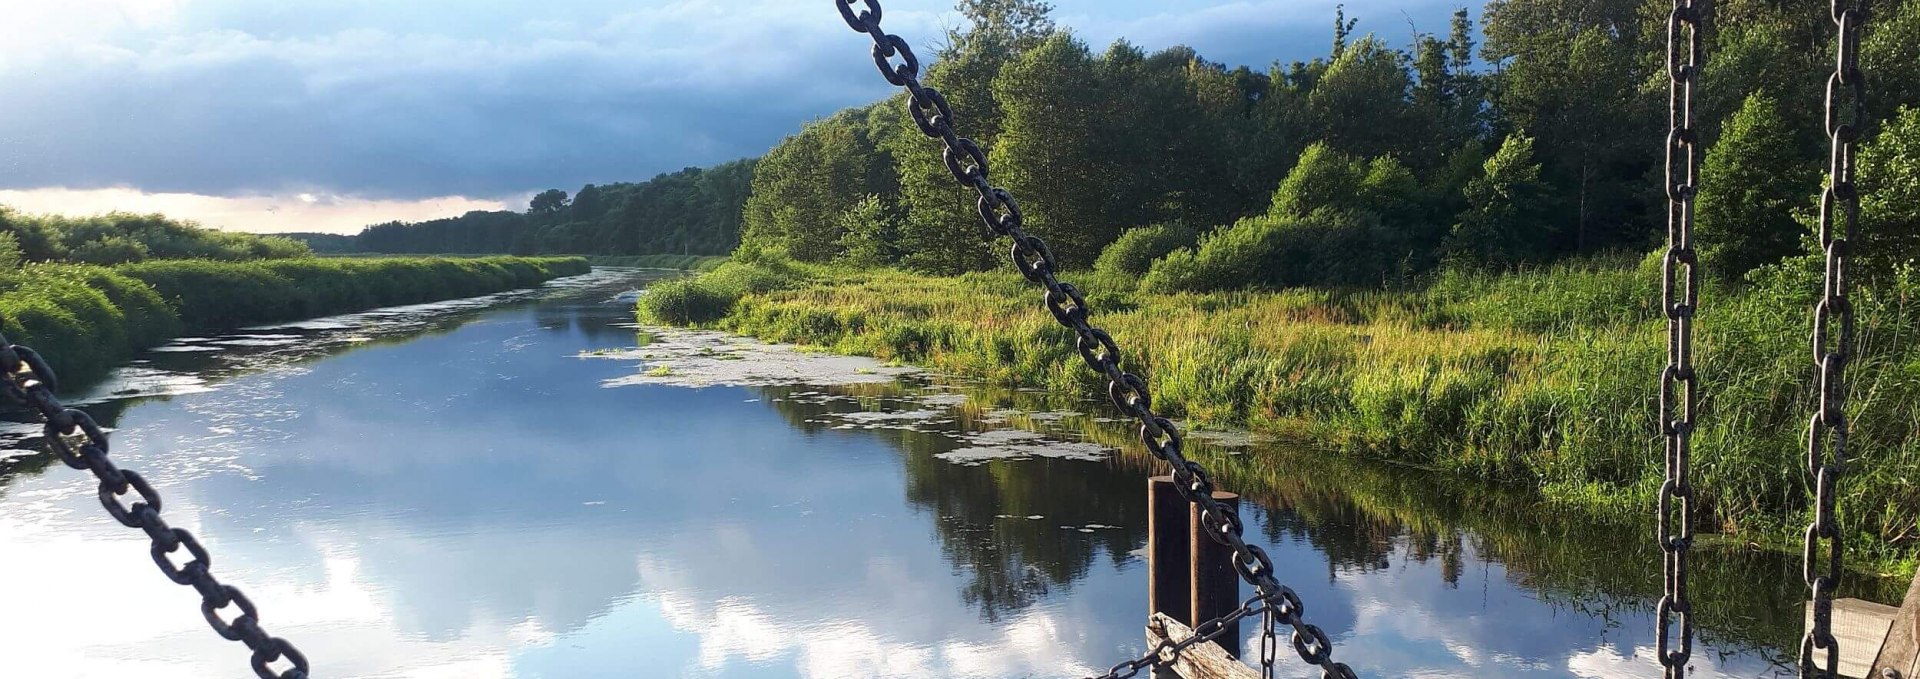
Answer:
1870;572;1920;678
1146;612;1259;679
1805;597;1900;678
1149;476;1193;625
1191;491;1241;658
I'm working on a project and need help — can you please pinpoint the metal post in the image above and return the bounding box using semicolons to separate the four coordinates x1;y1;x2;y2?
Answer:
1149;476;1192;626
1192;491;1242;658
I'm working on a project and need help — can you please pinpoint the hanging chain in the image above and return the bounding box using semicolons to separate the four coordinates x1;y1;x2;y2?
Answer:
1802;1;1866;677
1657;1;1702;676
1260;602;1280;678
0;328;310;679
831;2;1353;676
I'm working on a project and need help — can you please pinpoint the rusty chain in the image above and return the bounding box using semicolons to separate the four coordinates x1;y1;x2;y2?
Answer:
1802;1;1867;677
1658;1;1702;676
0;328;310;679
832;2;1354;676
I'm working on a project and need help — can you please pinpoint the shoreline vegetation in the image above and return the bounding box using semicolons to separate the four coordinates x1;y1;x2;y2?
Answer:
641;254;1918;575
3;256;589;386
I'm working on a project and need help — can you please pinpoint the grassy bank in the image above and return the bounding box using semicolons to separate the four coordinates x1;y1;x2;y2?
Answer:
584;254;727;270
644;255;1919;573
1;256;588;384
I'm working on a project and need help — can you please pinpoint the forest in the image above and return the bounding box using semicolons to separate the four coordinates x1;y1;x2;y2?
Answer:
307;161;755;256
731;0;1918;284
346;0;1920;292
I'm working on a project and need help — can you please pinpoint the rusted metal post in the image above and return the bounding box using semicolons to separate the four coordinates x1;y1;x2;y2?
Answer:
1192;491;1242;659
1871;570;1920;679
1149;476;1192;626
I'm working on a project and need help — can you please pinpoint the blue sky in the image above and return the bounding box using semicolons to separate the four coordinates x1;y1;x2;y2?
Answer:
0;0;1468;232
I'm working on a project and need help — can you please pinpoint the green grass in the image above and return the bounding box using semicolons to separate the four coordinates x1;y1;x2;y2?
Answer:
585;254;728;270
0;256;588;385
654;254;1919;575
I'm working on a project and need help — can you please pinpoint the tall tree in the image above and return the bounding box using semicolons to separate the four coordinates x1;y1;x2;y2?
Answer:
992;33;1110;263
528;189;569;217
885;0;1058;273
1483;0;1654;254
1447;133;1555;266
1696;92;1815;277
1856;106;1920;278
1307;35;1414;161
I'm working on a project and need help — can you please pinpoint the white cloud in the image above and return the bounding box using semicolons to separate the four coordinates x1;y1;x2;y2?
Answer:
0;187;510;233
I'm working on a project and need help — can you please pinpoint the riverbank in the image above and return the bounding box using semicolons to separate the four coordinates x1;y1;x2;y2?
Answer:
642;256;1919;574
1;255;588;384
584;254;726;270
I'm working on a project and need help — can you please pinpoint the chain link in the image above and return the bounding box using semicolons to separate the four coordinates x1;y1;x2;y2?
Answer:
0;329;310;679
1658;1;1702;676
1802;1;1866;677
833;2;1353;676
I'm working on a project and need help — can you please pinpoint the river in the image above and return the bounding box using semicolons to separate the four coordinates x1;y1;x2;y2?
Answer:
0;268;1892;678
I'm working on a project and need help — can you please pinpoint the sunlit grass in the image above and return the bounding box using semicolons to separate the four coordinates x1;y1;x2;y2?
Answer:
655;254;1919;572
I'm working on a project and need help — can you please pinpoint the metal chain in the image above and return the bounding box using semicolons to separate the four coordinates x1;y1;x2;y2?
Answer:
1260;602;1280;678
0;328;310;679
832;2;1353;676
1658;1;1702;676
1802;1;1866;677
1092;593;1276;679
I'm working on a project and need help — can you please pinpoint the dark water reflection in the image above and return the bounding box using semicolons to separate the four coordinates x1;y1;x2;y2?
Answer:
0;269;1890;678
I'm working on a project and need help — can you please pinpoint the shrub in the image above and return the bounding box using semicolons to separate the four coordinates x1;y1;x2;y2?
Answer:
1093;224;1193;279
1142;209;1407;293
638;278;737;325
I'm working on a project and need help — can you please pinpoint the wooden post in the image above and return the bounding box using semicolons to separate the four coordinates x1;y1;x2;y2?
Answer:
1192;491;1241;659
1149;476;1192;626
1871;571;1920;678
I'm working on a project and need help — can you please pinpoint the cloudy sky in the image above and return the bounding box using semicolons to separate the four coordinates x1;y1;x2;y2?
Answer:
0;0;1465;234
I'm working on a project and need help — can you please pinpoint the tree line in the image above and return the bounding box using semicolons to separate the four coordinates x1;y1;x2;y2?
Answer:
306;161;755;257
334;0;1919;288
738;0;1920;287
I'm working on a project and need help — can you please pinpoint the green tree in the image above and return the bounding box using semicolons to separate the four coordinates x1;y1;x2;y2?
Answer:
955;0;1056;54
1447;133;1554;267
743;108;890;261
1307;35;1413;160
1271;143;1366;218
1483;0;1652;253
992;32;1111;264
0;232;21;269
1856;106;1920;278
1696;92;1815;277
529;189;569;217
834;194;900;267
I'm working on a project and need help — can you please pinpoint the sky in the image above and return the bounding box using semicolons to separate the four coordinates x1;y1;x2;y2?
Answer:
0;0;1467;234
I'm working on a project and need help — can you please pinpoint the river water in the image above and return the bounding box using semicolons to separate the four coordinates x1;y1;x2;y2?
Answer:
0;268;1892;678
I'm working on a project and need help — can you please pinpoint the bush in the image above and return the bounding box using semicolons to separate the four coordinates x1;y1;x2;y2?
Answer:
1093;224;1193;279
638;278;737;325
1142;209;1407;293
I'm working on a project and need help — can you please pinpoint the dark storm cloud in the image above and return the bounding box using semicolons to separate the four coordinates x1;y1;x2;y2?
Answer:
0;0;1465;200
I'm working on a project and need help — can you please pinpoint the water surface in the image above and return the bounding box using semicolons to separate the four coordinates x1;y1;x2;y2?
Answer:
0;268;1880;678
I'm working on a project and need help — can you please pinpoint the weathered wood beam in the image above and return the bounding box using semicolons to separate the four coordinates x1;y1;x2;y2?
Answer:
1870;572;1920;679
1805;597;1900;678
1145;612;1259;679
